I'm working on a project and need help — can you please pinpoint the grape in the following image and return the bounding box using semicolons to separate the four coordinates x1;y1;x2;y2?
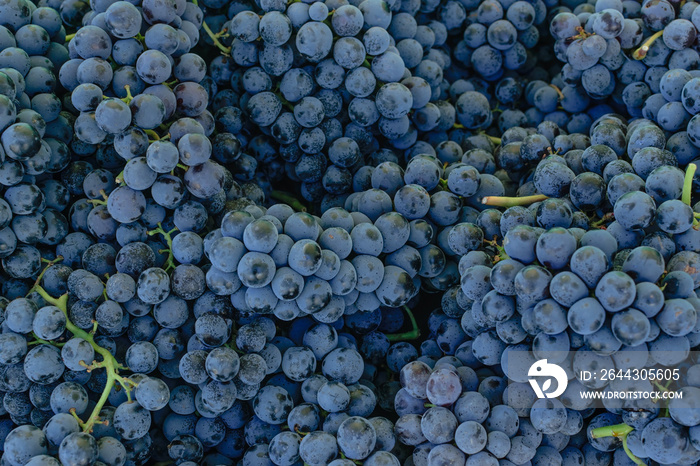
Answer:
2;0;700;463
455;420;487;454
530;398;567;434
641;418;687;464
337;416;376;460
59;432;98;466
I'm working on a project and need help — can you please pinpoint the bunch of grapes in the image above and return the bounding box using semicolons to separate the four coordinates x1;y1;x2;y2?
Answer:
0;0;699;463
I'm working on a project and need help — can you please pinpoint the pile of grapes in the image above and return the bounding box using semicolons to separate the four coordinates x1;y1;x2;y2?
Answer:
0;0;699;464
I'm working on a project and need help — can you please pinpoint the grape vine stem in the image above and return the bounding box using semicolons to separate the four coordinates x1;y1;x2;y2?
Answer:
147;223;179;272
271;191;307;212
683;163;696;206
481;194;548;207
590;423;644;465
386;306;420;342
33;285;137;433
192;0;232;55
683;163;699;228
484;134;502;145
633;29;664;60
28;258;137;433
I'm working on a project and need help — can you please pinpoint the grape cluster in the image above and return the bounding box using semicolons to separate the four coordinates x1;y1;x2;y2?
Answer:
453;0;546;79
215;0;461;203
386;114;700;465
0;0;699;462
0;1;72;268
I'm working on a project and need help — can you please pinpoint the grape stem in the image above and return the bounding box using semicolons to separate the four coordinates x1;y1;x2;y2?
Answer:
144;129;160;141
591;212;615;228
568;26;595;41
275;93;295;111
483;236;509;262
683;163;696;206
191;0;232;55
147;223;179;272
633;29;664;60
120;85;133;105
483;134;502;146
550;84;564;101
683;163;699;228
28;335;65;347
386;306;420;342
31;283;137;433
481;194;548;207
29;256;64;293
271;191;307;212
590;423;644;465
86;190;109;206
64;33;76;42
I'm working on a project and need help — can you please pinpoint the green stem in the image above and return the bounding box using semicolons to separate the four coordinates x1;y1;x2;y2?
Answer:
590;423;633;439
653;380;671;392
120;85;133;105
65;33;76;42
275;93;294;112
483;134;501;145
86;189;108;206
191;0;232;55
33;287;135;433
683;163;697;207
147;223;178;272
28;334;65;347
483;237;509;262
29;256;63;293
622;435;645;465
550;84;564;101
203;21;232;54
144;129;160;141
481;194;548;207
633;29;664;60
271;191;307;212
386;306;420;342
591;212;615;228
590;423;643;465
